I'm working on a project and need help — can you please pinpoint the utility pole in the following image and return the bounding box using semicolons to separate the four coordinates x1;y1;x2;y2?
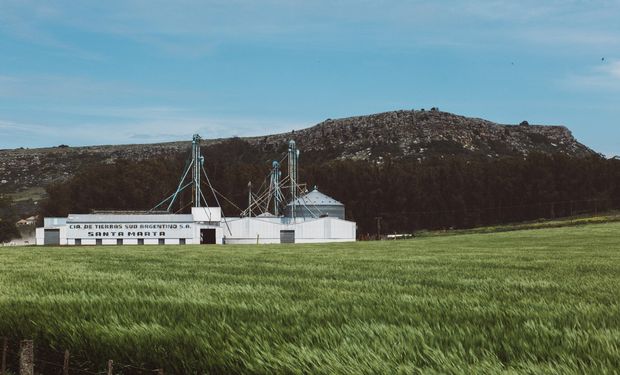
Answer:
374;216;382;240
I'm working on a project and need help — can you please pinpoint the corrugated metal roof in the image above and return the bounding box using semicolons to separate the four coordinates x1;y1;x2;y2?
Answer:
286;188;344;207
67;214;194;223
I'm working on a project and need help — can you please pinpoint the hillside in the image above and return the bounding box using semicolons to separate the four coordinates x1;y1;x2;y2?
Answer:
0;110;597;188
0;109;598;215
258;109;596;161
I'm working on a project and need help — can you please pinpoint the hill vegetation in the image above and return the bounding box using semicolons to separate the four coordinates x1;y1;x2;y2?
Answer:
0;196;20;242
1;223;619;373
39;138;620;235
0;110;596;215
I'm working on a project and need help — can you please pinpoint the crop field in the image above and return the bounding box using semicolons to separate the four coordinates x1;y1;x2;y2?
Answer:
1;223;620;374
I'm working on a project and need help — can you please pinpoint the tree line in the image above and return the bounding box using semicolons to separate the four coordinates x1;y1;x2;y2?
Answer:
0;195;21;242
37;138;620;237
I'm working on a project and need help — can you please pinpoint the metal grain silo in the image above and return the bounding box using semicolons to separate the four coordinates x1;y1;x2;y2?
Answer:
285;187;345;220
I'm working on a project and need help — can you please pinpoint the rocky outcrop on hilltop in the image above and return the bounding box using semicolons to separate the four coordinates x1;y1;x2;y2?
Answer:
252;109;596;161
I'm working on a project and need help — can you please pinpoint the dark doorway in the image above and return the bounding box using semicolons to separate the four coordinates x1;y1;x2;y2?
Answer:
117;239;123;246
95;239;102;246
200;229;216;244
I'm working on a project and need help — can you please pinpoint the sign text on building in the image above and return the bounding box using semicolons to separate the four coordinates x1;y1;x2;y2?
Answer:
67;223;194;239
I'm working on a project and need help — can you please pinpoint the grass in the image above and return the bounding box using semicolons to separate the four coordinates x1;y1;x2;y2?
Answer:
1;223;620;374
414;211;620;237
7;187;46;202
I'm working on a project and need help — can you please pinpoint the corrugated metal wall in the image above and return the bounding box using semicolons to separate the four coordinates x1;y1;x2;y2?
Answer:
285;205;345;220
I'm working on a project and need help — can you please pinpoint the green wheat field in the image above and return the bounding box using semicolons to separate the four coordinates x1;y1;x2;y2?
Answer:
1;223;620;374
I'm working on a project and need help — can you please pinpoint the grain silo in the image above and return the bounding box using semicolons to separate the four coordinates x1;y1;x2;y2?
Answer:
285;187;346;220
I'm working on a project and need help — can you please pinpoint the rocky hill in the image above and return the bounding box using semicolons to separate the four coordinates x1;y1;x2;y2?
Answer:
254;109;596;161
0;109;598;214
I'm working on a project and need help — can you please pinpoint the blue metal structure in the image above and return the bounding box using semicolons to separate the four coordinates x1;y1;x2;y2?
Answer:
151;134;205;212
270;160;282;216
192;134;203;208
288;140;299;219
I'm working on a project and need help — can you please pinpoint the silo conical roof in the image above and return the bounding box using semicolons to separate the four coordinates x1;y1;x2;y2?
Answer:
287;187;344;207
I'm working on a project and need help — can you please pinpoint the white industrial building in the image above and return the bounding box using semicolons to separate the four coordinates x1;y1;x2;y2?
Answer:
36;136;356;246
224;215;356;244
37;207;222;246
37;206;356;246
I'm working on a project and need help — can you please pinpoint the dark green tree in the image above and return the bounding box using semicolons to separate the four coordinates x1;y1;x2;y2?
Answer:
0;196;20;242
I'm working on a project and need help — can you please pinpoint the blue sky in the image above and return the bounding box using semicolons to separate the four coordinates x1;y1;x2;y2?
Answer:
1;1;619;155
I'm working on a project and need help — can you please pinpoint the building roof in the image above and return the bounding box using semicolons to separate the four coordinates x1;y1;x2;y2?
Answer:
257;212;276;217
16;216;38;225
286;187;344;207
67;214;194;223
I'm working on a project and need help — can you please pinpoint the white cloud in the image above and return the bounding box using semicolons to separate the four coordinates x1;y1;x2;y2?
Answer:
2;0;620;57
0;113;308;148
0;119;50;133
0;74;191;101
0;71;308;147
519;28;620;48
563;59;620;91
0;119;63;148
0;0;104;60
116;115;306;143
6;1;611;62
607;61;620;79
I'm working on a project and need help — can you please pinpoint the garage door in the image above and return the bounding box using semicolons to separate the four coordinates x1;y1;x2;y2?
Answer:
44;229;60;245
280;230;295;244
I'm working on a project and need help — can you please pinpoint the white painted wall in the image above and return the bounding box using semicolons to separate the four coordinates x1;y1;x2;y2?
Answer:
223;217;356;244
35;214;355;246
192;207;221;222
35;227;44;245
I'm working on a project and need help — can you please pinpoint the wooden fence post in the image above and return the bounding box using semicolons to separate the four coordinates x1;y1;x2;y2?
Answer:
63;350;70;375
1;337;7;375
107;359;113;375
19;340;33;375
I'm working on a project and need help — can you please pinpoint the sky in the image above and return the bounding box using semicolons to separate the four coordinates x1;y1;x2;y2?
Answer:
1;0;619;155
